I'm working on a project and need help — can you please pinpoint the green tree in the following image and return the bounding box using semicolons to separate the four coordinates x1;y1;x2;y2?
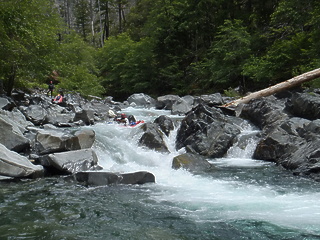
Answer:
98;33;156;100
194;19;252;93
0;0;62;95
55;32;104;97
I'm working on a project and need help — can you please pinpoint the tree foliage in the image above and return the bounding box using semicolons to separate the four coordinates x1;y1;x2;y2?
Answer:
1;0;320;98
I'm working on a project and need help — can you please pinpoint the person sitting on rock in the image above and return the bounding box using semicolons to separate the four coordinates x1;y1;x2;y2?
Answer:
52;93;64;104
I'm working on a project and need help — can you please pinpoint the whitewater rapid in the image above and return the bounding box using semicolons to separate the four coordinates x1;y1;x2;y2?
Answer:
89;107;320;236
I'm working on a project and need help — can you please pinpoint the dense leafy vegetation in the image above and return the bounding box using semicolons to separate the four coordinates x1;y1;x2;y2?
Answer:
0;0;319;100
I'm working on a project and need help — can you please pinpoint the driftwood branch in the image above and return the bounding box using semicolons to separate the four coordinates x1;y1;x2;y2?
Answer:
222;68;320;108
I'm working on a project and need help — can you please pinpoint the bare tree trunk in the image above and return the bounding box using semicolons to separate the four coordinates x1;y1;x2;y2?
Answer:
222;68;320;107
90;0;95;43
98;0;103;47
103;1;110;42
118;1;122;33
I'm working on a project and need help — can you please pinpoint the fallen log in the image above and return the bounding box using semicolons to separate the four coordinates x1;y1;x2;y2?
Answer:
222;68;320;107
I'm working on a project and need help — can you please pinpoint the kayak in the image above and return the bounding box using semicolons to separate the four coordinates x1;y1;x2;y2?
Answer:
107;120;145;127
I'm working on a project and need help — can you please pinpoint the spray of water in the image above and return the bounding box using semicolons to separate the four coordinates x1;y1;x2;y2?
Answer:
90;108;320;235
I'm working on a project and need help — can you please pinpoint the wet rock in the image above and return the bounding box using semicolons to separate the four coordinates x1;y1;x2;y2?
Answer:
45;148;101;174
154;115;174;136
0;143;44;178
176;103;241;158
139;122;169;153
73;171;155;186
172;153;214;173
239;96;288;130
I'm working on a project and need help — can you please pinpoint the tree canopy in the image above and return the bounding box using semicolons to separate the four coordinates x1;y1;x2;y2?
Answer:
0;0;319;99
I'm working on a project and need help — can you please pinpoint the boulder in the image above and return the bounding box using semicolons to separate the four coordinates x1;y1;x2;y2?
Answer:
156;95;181;110
172;153;214;173
34;128;95;155
46;105;75;127
154;115;174;136
0;143;43;178
20;104;48;125
139;122;169;153
196;93;224;106
127;93;156;108
73;171;155;186
73;109;94;125
0;97;15;110
171;97;193;115
286;92;320;120
46;148;101;174
239;96;288;130
0;113;30;153
176;103;241;158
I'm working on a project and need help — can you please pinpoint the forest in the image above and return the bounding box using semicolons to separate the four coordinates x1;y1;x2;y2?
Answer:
1;0;320;101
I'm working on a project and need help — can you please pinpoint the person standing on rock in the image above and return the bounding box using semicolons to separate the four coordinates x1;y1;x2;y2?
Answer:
47;81;54;97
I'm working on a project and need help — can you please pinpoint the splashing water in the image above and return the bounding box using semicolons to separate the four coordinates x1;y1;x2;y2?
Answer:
91;108;320;238
1;107;320;239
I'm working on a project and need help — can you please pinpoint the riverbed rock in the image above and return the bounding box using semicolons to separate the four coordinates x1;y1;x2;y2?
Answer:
0;143;44;178
45;148;101;174
34;128;95;155
176;103;242;158
73;171;155;186
238;96;288;131
154;115;174;136
139;122;169;153
172;153;214;173
156;95;182;110
20;104;48;126
0;111;31;153
286;92;320;120
127;93;156;108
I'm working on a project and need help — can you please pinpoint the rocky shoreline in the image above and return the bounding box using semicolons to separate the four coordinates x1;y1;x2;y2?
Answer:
1;88;320;185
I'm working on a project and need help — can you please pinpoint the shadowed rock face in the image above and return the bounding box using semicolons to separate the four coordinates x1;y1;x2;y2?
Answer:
73;171;155;186
175;103;242;158
139;122;169;153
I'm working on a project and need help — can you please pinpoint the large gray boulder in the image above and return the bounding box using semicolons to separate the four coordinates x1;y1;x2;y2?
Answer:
127;93;156;108
286;92;320;120
20;104;48;125
171;97;193;115
46;105;75;127
34;128;95;155
156;95;182;110
239;96;288;130
0;97;15;110
46;148;101;174
139;122;169;153
73;171;155;186
73;109;95;125
0;143;43;178
176;103;242;158
154;115;174;136
172;153;214;174
0;111;31;152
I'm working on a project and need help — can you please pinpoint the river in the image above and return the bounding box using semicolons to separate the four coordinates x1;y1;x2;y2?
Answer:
1;107;320;239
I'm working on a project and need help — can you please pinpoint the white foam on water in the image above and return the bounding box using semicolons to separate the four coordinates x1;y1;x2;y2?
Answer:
90;108;320;235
